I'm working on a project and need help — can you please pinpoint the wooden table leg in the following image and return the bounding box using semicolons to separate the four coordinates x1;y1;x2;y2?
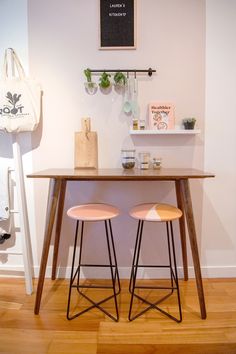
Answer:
34;178;61;314
180;179;206;319
51;179;67;280
175;180;188;281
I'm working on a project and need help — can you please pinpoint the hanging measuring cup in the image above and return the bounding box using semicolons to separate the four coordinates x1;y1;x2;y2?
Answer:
131;72;140;118
123;73;132;114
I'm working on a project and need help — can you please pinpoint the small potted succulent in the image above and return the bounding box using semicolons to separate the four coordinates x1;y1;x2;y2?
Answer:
84;68;97;94
99;72;111;90
114;72;126;87
182;117;196;130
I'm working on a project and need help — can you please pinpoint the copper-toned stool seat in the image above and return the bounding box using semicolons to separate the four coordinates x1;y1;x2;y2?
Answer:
128;203;183;323
67;203;119;221
129;203;182;222
67;203;120;322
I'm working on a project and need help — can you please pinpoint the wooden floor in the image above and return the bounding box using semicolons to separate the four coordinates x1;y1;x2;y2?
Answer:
0;278;236;353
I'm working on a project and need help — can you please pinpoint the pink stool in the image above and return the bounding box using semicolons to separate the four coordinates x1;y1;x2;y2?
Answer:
129;203;183;322
67;203;120;321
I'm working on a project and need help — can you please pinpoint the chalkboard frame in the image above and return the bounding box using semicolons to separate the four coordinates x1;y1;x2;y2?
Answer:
99;0;137;50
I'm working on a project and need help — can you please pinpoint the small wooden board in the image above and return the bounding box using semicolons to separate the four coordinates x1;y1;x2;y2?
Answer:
74;131;98;169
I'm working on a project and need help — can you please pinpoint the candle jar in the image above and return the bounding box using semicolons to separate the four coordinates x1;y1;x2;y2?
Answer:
121;149;135;169
139;152;150;170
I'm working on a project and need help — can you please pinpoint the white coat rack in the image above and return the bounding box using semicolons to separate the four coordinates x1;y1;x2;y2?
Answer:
0;49;33;294
12;134;33;294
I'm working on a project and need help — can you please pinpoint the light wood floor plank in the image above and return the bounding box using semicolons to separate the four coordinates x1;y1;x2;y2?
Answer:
97;343;236;354
47;331;97;354
0;278;235;354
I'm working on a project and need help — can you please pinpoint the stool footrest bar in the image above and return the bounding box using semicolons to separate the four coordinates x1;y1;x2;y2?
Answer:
79;264;117;267
72;284;114;289
134;285;178;290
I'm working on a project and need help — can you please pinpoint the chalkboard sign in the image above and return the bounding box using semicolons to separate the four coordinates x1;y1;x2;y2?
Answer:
99;0;136;49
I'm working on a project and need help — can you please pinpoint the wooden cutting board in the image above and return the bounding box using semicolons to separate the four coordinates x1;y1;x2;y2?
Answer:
74;118;98;169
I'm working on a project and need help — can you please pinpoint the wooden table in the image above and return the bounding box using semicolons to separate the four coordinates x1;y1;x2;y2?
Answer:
27;168;214;319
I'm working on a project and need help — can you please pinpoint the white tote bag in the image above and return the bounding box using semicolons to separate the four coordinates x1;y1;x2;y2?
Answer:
0;48;42;133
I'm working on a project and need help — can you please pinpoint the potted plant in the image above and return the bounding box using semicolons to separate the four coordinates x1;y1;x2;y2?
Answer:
84;68;97;93
99;72;111;89
114;72;126;87
182;117;196;130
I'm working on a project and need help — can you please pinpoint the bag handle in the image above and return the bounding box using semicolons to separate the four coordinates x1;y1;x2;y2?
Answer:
3;48;26;80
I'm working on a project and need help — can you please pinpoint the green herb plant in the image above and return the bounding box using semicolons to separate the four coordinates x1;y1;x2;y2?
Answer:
84;68;96;88
182;117;196;129
84;68;98;94
84;68;92;82
99;72;111;89
114;72;126;87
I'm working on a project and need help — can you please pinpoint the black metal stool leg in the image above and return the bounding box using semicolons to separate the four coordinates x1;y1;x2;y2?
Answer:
166;222;174;291
105;220;119;321
108;219;121;295
129;220;141;293
128;220;144;321
67;220;80;320
76;221;84;292
170;221;182;322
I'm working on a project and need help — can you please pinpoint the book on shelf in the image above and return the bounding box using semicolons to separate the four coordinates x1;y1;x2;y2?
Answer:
149;102;175;130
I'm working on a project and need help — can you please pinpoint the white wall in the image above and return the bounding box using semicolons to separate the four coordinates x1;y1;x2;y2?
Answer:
202;0;236;276
1;0;235;279
28;0;205;278
0;0;37;275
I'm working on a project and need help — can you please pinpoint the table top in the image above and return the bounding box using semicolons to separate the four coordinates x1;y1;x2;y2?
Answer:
27;168;215;181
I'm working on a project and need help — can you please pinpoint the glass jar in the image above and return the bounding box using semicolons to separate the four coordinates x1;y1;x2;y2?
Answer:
152;157;162;169
132;118;139;130
121;149;135;169
139;152;150;170
139;119;146;130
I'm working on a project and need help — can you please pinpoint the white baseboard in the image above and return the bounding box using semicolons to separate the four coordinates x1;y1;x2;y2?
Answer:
0;265;235;279
0;265;25;277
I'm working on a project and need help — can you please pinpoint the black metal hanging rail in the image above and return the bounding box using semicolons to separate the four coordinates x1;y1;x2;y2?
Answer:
89;68;156;77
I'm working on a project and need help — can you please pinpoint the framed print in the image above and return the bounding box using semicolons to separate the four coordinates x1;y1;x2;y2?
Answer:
149;102;175;130
99;0;137;50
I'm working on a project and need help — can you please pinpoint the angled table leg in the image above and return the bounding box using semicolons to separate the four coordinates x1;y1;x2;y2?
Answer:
180;179;206;319
51;179;67;280
34;178;62;314
175;180;188;281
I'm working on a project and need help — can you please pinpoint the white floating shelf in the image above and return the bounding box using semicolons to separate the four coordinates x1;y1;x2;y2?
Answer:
129;129;201;135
